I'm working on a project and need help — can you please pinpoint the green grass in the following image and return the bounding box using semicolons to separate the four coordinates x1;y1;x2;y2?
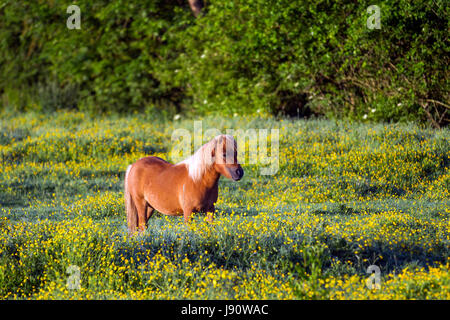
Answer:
0;111;449;299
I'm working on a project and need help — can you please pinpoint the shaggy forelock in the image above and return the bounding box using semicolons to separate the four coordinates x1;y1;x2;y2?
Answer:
180;135;236;181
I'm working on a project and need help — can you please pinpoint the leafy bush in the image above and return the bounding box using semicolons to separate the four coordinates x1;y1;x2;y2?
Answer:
0;0;448;126
0;0;192;114
174;0;448;125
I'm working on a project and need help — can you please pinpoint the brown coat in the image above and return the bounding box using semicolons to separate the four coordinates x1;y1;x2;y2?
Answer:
124;135;243;233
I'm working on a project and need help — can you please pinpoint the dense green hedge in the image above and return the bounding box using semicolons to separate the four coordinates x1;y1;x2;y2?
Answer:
0;1;448;126
0;0;189;115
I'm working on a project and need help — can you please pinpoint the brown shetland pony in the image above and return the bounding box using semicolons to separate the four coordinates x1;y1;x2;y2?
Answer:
124;135;244;233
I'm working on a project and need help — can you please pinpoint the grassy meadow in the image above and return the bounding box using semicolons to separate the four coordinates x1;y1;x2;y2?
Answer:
0;111;449;299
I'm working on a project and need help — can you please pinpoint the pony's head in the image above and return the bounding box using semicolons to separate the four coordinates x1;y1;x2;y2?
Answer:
182;134;244;182
211;134;244;181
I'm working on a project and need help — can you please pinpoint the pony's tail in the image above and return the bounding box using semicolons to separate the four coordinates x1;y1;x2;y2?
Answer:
124;165;138;234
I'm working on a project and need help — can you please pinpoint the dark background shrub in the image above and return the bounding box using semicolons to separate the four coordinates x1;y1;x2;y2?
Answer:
0;0;448;126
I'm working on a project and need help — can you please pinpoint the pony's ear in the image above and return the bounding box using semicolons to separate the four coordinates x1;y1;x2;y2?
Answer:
211;145;215;158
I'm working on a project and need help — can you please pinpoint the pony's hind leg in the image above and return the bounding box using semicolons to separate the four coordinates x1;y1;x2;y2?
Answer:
134;198;149;232
146;203;155;221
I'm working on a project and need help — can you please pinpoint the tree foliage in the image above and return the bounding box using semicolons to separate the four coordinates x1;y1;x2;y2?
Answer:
0;0;448;126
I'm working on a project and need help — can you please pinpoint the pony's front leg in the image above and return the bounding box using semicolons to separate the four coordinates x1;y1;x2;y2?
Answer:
183;206;194;224
205;205;215;224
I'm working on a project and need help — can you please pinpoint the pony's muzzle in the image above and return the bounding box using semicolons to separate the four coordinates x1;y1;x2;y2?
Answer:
233;167;244;181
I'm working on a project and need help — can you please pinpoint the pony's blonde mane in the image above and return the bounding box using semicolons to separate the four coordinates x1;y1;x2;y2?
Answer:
180;134;235;182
